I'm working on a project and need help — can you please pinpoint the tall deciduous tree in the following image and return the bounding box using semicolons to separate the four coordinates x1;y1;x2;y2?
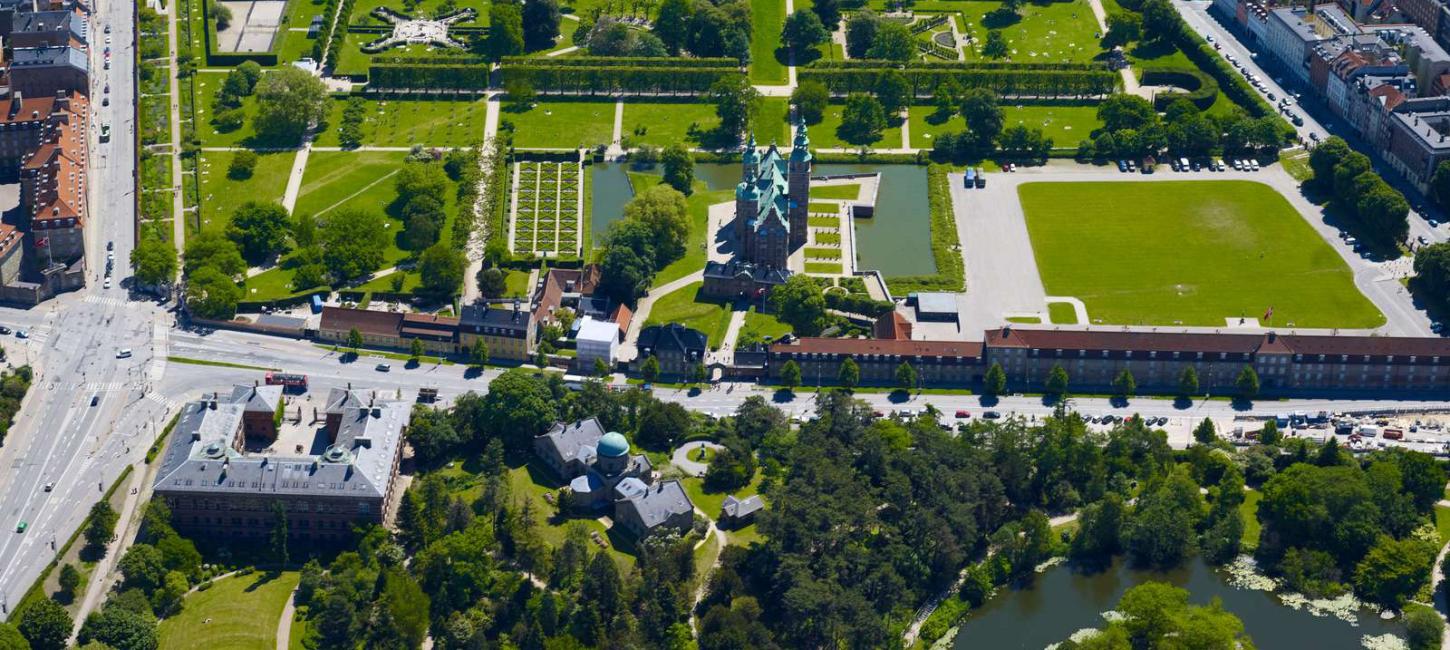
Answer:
708;76;761;142
983;361;1006;396
779;359;801;389
839;93;886;144
791;80;829;125
226;201;291;262
521;0;561;51
253;66;328;144
782;10;829;55
661;144;695;195
131;235;177;287
768;275;829;335
486;3;525;60
838;357;860;388
417;243;465;303
319;208;389;283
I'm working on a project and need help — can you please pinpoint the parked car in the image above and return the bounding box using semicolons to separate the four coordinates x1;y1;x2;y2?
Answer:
1117;160;1127;172
116;348;131;358
376;363;391;372
955;410;971;419
0;327;10;335
983;411;1002;419
15;330;27;339
1250;160;1260;171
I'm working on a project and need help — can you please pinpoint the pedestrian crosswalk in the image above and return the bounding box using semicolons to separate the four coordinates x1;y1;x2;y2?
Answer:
82;295;130;308
145;392;179;411
74;381;130;392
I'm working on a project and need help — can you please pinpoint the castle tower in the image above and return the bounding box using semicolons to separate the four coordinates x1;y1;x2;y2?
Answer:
735;136;761;243
787;119;812;250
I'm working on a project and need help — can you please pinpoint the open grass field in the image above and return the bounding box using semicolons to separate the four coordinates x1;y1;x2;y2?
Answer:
192;71;268;148
314;97;488;147
644;281;732;348
295;150;449;257
750;0;787;84
158;571;300;650
809;103;904;149
621;102;722;149
1018;181;1385;328
953;0;1102;63
739;307;792;345
1048;301;1078;324
756;97;792;145
910;103;1102;149
195;151;294;233
811;183;861;200
1239;489;1261;551
682;470;763;522
503;100;616;150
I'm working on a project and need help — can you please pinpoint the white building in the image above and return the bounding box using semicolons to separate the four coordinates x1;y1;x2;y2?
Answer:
575;317;619;371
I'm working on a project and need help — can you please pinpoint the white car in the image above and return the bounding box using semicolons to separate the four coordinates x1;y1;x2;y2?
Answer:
102;277;110;289
1250;160;1260;171
116;348;132;359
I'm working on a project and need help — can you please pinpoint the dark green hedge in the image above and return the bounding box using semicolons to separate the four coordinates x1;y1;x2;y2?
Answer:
500;65;742;95
369;64;491;90
799;67;1118;99
1141;66;1218;111
501;55;740;69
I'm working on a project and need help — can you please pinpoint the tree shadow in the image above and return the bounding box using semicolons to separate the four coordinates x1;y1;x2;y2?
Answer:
772;388;796;403
1109;396;1128;408
887;389;911;403
978;394;1000;407
463;365;484;379
1230;397;1253;411
982;8;1022;29
1173;396;1193;410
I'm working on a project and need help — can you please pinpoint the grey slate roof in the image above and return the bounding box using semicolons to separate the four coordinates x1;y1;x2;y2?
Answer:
231;384;282;414
637;324;707;359
538;418;606;466
13;11;85;41
11;46;87;73
618;479;693;529
154;387;407;500
460;302;531;336
722;494;764;519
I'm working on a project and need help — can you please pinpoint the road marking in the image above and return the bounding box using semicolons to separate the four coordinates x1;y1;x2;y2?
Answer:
82;295;129;307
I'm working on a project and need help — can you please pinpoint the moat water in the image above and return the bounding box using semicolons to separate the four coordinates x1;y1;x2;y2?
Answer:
951;557;1406;650
589;163;936;278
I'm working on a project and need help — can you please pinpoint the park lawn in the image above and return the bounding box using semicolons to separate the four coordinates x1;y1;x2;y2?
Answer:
1436;504;1450;545
750;0;788;84
158;571;300;650
295;150;453;264
807;201;838;213
805;261;842;274
633;174;734;288
620;102;721;149
505;269;532;297
909;103;1102;149
810;103;904;149
1048;301;1078;324
244;265;321;301
191;71;261;147
681;470;763;521
503;100;616;150
954;0;1103;63
195;150;295;233
1018;181;1385;328
643;281;732;348
313;97;489;148
739;307;792;344
756;97;792;145
805;247;841;259
811;183;861;200
1239;489;1261;551
287;608;312;650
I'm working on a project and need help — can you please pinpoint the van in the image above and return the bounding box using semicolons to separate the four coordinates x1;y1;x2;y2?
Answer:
974;168;986;187
1179;157;1190;170
964;168;976;187
116;348;131;359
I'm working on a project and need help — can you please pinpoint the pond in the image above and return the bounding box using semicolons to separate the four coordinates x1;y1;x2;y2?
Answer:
951;557;1405;650
589;163;636;244
591;162;936;277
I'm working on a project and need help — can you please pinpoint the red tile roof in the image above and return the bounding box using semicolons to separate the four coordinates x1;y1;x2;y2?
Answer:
771;337;983;359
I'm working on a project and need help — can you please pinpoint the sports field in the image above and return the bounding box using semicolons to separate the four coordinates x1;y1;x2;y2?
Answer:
1018;181;1385;328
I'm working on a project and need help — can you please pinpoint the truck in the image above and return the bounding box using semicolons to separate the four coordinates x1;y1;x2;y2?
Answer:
264;372;308;391
417;387;439;403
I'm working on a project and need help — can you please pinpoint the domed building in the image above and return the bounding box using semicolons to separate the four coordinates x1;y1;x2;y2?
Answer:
533;418;695;538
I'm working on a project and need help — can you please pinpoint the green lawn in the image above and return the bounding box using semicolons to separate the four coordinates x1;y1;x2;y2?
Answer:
502;100;616;150
158;571;299;650
807;201;839;214
1435;504;1450;545
314;97;488;148
1239;489;1261;551
195;151;295;233
633;174;734;288
809;103;904;149
811;183;861;200
954;0;1103;63
738;307;792;345
681;470;763;521
910;103;1102;149
756;97;792;145
1018;181;1385;328
1048;301;1078;324
620;102;722;149
750;0;788;84
806;261;843;274
643;281;732;348
294;151;448;264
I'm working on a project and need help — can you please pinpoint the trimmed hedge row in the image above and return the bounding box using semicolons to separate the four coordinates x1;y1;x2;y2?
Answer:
500;65;744;95
799;67;1118;98
370;64;491;89
373;54;489;65
1140;66;1218;111
501;55;740;69
808;59;1107;71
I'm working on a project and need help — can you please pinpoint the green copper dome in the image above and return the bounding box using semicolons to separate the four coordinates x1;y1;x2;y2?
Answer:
597;431;629;457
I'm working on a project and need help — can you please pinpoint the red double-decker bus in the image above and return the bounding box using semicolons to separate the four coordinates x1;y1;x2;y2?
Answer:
265;372;308;389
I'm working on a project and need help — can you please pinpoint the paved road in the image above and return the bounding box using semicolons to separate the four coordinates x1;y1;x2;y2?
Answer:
1177;0;1448;250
